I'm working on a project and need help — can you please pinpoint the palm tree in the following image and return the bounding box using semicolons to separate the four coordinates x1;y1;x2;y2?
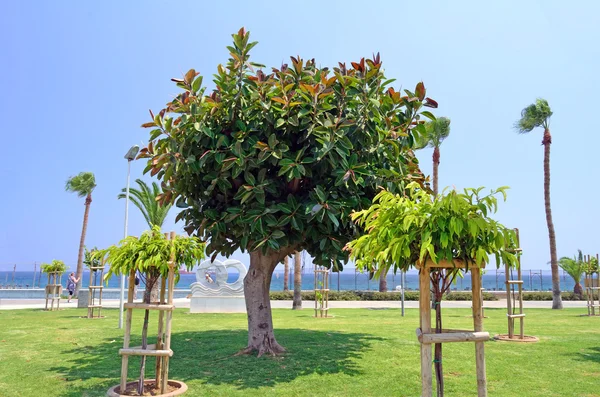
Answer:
117;179;172;228
416;117;451;195
515;98;562;309
292;251;302;309
283;256;290;291
65;172;97;296
558;250;584;296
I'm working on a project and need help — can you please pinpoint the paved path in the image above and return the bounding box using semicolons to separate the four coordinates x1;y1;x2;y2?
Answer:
0;298;587;310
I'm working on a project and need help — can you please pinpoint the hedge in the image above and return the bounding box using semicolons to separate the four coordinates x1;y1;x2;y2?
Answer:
521;291;594;301
269;290;499;301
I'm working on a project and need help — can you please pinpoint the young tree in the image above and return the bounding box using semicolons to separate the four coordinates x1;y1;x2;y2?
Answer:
95;227;205;395
347;183;518;397
515;99;562;309
65;172;96;296
558;250;585;296
139;28;434;356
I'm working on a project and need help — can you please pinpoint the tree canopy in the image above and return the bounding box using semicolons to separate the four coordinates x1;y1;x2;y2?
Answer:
515;98;552;133
65;172;96;197
138;28;436;269
41;260;67;274
94;226;205;280
347;183;518;276
416;117;451;149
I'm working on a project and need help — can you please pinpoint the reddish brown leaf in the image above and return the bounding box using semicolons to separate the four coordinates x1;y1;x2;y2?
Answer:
424;97;438;108
184;69;196;85
415;82;426;101
271;97;287;105
141;122;156;128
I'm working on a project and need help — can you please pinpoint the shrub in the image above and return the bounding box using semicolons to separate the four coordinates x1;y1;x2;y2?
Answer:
41;260;67;274
269;290;497;301
520;291;592;300
445;291;498;301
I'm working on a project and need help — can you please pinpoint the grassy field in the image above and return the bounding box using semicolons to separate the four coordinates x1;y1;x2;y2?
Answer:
0;307;598;396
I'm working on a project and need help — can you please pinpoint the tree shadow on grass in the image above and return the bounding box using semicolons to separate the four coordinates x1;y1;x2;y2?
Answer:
49;329;382;396
574;346;600;364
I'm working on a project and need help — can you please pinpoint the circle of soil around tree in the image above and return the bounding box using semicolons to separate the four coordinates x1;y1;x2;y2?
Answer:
494;334;539;343
107;380;187;397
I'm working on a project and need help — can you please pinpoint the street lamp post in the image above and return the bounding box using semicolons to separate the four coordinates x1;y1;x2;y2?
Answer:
119;145;140;329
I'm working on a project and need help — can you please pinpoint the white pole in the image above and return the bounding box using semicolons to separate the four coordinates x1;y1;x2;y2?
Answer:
119;159;132;329
401;270;405;317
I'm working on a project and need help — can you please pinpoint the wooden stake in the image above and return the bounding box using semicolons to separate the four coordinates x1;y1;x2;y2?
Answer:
471;266;487;397
418;264;432;397
120;269;136;392
160;231;177;394
156;234;169;390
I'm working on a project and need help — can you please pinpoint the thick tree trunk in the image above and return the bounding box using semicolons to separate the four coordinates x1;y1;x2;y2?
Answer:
574;282;583;297
432;146;440;195
293;251;302;310
283;257;289;291
543;129;562;309
240;250;285;357
379;269;388;292
75;193;92;296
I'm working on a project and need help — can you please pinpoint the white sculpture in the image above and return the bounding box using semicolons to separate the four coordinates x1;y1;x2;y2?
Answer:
189;259;247;313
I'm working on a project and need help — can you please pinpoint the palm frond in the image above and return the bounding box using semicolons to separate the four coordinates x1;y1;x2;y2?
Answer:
65;172;96;197
414;117;451;150
515;98;553;134
118;179;171;228
558;256;584;283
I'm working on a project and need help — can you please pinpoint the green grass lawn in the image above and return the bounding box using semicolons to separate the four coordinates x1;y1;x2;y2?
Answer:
0;307;598;396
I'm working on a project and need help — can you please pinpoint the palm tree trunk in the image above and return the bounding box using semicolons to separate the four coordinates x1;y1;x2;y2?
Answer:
292;251;302;310
75;193;92;296
283;257;289;291
379;270;388;292
543;129;562;309
574;282;583;297
432;146;440;195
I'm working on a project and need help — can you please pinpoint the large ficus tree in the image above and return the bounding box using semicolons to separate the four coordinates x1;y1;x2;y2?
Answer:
139;28;436;356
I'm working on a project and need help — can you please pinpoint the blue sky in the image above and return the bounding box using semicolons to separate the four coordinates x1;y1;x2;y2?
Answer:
1;1;598;272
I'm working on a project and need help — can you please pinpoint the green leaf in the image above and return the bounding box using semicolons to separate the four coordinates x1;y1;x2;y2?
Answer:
315;186;326;202
192;75;203;92
327;211;339;228
421;111;436;121
271;230;285;239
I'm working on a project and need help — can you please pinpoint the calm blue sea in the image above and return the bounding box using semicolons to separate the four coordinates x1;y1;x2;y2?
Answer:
0;268;574;292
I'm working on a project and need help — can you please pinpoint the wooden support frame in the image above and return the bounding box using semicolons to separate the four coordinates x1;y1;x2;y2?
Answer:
44;272;63;311
314;266;330;318
416;259;489;397
506;229;525;338
87;256;105;318
117;231;178;396
584;254;600;317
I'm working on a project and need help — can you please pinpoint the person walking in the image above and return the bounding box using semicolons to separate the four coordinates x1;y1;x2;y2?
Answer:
66;272;80;303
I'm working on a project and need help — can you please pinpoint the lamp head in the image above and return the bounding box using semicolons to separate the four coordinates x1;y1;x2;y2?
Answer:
124;145;140;161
